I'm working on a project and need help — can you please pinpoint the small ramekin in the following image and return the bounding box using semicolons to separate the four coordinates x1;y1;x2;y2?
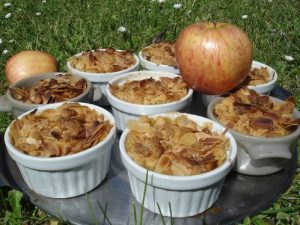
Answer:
4;102;116;198
120;112;237;217
138;51;180;74
0;72;93;118
67;49;140;105
201;60;278;107
106;70;193;131
207;97;300;175
248;60;278;94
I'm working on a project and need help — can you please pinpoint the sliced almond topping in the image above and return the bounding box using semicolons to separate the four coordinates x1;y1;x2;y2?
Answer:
9;103;113;157
10;74;87;104
214;88;298;137
125;115;229;176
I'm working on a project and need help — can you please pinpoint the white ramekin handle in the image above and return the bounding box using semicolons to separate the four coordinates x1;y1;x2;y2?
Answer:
244;143;292;160
0;95;12;112
92;84;102;102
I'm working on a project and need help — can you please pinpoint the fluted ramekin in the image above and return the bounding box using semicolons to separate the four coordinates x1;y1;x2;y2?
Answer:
106;71;193;131
0;72;93;118
4;102;116;198
67;49;140;105
138;51;180;74
119;112;237;217
207;96;300;175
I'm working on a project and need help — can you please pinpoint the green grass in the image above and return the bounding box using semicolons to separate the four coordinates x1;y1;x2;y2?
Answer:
0;0;299;224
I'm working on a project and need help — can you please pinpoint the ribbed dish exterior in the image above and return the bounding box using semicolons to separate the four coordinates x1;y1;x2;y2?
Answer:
16;151;111;198
127;171;224;217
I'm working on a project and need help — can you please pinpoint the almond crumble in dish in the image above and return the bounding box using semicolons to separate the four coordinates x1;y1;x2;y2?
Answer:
109;76;188;104
9;74;87;104
141;41;177;67
242;67;271;86
9;103;113;157
213;88;300;137
125;115;229;176
68;48;136;73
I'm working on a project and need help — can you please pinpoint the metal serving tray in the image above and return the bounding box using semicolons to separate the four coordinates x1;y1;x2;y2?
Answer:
0;86;297;225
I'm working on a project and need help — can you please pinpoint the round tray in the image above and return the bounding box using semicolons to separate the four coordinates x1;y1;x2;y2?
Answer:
0;87;297;225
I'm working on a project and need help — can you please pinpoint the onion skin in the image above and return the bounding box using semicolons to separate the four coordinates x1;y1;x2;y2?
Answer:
175;21;253;95
5;51;59;84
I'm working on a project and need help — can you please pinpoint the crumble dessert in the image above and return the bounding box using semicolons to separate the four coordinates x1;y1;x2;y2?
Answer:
109;76;188;104
10;74;87;104
9;103;113;157
141;41;177;67
69;48;136;73
213;88;299;137
125;114;229;176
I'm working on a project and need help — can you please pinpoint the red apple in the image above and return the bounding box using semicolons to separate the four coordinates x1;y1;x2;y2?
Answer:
175;21;253;95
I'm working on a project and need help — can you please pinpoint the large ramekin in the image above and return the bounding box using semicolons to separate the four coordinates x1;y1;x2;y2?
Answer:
0;72;93;118
138;51;180;74
119;112;237;217
207;97;300;176
4;102;116;198
201;60;278;107
106;71;193;131
67;49;140;106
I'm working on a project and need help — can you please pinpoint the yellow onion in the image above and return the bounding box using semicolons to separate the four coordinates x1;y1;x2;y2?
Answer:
5;51;59;84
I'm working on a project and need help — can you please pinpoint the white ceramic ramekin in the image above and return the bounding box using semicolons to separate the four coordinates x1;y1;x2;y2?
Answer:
106;71;193;131
201;60;278;107
119;112;237;217
138;51;180;74
4;102;116;198
0;72;94;118
67;49;140;105
207;97;300;176
248;60;278;94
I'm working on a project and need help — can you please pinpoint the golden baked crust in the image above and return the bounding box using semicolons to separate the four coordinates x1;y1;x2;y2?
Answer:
10;74;87;104
125;115;229;176
69;48;136;73
9;103;113;157
109;76;188;105
142;41;177;67
214;88;299;137
242;67;270;86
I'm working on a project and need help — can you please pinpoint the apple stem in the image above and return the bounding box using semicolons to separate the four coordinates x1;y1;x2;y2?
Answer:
212;22;217;28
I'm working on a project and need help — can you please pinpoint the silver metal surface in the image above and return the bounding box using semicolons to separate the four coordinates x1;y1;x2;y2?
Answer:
0;89;297;225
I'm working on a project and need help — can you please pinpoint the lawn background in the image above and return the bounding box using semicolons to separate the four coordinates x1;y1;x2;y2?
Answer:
0;0;299;224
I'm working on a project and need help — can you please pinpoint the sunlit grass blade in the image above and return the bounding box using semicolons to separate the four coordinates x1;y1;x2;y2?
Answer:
85;193;98;225
169;202;174;225
139;170;148;225
157;203;166;225
0;188;8;212
132;203;137;225
96;201;112;225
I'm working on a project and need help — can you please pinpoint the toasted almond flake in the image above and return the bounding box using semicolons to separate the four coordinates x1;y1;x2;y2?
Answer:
214;88;299;137
9;103;113;157
9;74;87;104
109;76;188;104
242;67;270;86
125;115;229;176
142;41;177;67
69;48;135;73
